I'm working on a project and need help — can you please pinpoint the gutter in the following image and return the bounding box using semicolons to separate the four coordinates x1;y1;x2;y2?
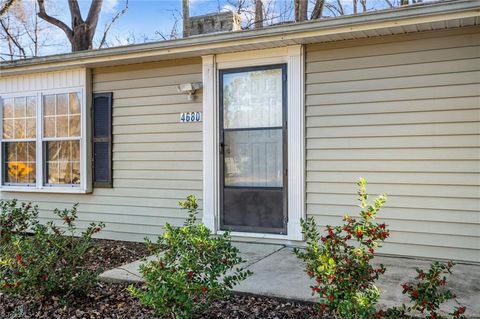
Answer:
1;0;479;75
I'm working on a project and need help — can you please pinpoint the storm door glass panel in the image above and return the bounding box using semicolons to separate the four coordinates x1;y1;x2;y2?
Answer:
221;65;287;235
224;129;282;187
223;68;283;129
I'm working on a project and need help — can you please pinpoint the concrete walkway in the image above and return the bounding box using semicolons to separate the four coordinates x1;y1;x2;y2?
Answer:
100;242;480;317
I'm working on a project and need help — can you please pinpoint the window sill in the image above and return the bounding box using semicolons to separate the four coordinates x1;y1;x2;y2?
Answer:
0;186;89;194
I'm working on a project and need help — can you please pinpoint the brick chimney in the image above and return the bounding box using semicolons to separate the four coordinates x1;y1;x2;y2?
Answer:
189;12;241;36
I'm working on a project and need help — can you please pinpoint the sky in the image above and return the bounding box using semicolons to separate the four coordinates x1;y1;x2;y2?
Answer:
65;0;243;46
1;0;418;58
61;0;400;47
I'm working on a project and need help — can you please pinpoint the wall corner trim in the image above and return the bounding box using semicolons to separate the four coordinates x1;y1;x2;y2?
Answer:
201;55;218;233
286;44;306;241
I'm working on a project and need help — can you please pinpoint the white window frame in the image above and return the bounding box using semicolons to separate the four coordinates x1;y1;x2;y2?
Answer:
0;86;89;193
202;45;306;241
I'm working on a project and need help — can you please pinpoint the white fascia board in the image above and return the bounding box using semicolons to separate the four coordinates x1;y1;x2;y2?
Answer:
1;0;479;76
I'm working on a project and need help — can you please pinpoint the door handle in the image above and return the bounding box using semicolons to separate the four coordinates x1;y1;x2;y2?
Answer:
220;142;229;155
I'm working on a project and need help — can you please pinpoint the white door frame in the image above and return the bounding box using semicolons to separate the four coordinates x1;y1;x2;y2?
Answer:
202;45;305;241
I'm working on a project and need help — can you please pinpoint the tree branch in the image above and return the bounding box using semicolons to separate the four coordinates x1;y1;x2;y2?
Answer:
384;0;394;8
360;0;367;12
37;0;73;41
99;0;128;48
0;0;15;17
182;0;189;37
68;0;83;26
335;0;345;15
254;0;263;29
311;0;325;19
0;17;26;58
85;0;103;29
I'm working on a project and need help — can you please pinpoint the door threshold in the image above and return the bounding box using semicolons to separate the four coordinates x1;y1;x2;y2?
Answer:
217;230;290;240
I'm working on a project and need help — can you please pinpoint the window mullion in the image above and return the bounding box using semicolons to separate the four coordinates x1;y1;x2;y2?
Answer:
36;92;43;189
0;96;4;187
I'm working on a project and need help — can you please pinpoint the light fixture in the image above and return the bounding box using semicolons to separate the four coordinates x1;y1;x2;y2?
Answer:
177;82;203;101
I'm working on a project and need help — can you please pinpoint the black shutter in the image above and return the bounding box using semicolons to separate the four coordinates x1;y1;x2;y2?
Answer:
92;92;113;188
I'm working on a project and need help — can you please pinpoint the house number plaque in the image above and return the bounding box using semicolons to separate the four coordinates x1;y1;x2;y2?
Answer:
180;112;202;123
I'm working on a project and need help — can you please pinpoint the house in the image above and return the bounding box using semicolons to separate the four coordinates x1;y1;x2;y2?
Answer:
0;0;479;263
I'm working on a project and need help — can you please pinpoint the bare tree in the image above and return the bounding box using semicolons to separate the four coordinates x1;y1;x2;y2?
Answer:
226;0;292;29
0;0;55;60
254;0;263;28
182;0;189;37
294;0;308;22
99;0;129;48
0;16;26;59
36;0;104;51
401;0;423;4
311;0;325;19
384;0;394;8
0;0;16;17
360;0;367;12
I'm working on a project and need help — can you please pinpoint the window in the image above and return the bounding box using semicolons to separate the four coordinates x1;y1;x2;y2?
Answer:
0;90;84;191
2;97;37;186
43;93;81;186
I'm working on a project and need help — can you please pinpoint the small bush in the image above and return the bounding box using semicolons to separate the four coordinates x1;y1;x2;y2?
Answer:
384;261;467;319
129;195;252;319
294;179;467;319
0;199;104;299
294;178;389;318
0;200;38;244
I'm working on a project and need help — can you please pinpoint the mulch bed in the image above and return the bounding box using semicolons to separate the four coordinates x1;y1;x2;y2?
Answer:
0;239;317;319
86;238;151;273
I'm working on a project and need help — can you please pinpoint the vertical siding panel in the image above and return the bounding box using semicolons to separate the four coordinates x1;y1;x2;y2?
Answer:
305;30;480;262
0;69;87;94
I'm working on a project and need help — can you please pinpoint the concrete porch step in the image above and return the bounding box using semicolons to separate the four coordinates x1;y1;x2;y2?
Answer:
99;242;480;317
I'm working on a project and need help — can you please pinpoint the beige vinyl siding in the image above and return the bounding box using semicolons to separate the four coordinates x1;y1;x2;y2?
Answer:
305;27;480;263
0;58;203;241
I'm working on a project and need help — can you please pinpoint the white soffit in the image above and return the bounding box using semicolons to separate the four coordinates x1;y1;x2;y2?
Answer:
303;15;480;44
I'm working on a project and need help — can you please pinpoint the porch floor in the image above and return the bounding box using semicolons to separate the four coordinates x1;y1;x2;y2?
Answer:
99;242;480;317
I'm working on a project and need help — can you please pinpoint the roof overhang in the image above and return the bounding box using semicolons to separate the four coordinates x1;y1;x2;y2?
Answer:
1;0;479;76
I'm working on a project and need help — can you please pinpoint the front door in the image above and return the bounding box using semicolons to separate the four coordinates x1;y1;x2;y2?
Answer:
219;65;287;234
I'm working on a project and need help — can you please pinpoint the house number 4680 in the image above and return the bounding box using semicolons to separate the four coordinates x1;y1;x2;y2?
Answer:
180;112;202;122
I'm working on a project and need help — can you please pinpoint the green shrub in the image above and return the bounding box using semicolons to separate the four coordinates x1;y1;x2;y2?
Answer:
0;200;38;244
129;195;252;319
0;199;104;299
294;178;388;318
384;261;467;319
294;179;467;319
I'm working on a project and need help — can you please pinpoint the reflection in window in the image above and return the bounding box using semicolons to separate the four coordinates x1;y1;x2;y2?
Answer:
3;142;36;185
43;93;81;186
2;97;36;139
2;96;37;186
223;68;283;129
45;141;80;185
224;129;283;187
43;93;81;138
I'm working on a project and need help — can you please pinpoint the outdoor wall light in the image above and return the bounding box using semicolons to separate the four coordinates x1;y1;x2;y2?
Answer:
177;82;203;101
